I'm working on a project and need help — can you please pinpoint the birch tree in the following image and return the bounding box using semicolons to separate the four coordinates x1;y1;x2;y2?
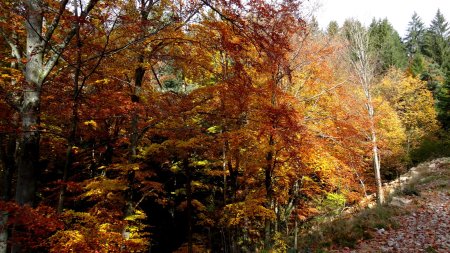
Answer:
344;20;385;204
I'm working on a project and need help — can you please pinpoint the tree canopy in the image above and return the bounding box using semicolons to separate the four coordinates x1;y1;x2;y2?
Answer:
0;1;448;252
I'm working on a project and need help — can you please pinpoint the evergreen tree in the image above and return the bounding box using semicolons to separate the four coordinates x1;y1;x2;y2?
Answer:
404;12;426;57
423;9;449;68
327;20;339;37
422;9;450;128
409;53;426;77
422;62;445;94
368;18;408;75
436;66;450;129
309;16;321;34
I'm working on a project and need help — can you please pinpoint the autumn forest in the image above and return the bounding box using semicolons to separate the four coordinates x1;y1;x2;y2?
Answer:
0;0;449;252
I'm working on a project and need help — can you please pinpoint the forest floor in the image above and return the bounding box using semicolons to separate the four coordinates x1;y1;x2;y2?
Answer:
334;158;450;253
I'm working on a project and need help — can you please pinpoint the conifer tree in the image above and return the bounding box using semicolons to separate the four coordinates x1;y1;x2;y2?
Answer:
327;20;339;37
368;18;407;75
423;9;449;68
404;12;426;57
423;10;450;128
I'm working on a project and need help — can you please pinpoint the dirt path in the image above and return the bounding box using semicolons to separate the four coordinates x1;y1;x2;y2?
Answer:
338;159;450;253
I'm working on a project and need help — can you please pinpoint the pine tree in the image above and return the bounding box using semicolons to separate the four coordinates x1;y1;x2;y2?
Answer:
327;20;339;37
437;73;450;129
423;9;449;68
422;9;450;128
368;18;408;75
409;53;426;77
404;12;426;57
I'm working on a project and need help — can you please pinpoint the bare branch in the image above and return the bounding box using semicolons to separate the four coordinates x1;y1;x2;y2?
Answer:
151;65;163;90
43;0;70;52
41;0;99;83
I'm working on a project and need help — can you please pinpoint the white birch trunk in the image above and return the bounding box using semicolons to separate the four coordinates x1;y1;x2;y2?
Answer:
346;21;385;204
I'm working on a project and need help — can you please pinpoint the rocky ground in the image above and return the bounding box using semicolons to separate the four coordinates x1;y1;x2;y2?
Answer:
337;158;450;253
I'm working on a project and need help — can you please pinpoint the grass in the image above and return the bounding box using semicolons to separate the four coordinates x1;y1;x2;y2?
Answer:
296;160;450;252
425;245;438;253
400;184;421;196
410;161;450;190
297;204;404;251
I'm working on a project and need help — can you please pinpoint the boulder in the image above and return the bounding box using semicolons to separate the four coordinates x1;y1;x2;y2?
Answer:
390;196;412;207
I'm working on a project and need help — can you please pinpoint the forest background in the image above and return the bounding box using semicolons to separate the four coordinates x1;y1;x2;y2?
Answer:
0;0;449;252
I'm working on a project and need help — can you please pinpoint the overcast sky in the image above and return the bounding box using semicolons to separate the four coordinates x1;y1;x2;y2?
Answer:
308;0;450;37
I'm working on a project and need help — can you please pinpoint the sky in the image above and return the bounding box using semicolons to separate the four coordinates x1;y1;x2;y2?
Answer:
308;0;450;38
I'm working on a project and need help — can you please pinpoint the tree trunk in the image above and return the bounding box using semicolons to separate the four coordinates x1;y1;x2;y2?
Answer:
129;0;149;161
57;100;78;213
294;216;298;252
0;214;6;253
0;135;15;201
16;90;41;206
15;0;97;207
184;158;193;253
346;21;384;205
129;63;145;162
13;90;40;253
1;31;20;253
124;1;150;244
352;165;367;197
227;147;240;203
368;102;384;204
222;139;227;204
371;130;384;204
0;135;15;253
15;0;44;207
264;135;274;250
13;0;98;210
57;0;83;214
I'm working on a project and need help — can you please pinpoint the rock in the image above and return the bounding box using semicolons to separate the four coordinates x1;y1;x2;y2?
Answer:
377;228;385;235
429;163;436;169
410;170;420;177
400;176;410;182
380;246;390;252
390;196;412;207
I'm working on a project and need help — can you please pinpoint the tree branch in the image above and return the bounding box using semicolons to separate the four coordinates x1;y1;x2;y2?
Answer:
41;0;99;84
0;29;24;71
151;65;163;90
43;0;70;52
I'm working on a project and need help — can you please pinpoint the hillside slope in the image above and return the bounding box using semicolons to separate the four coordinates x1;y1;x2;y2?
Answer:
337;158;450;253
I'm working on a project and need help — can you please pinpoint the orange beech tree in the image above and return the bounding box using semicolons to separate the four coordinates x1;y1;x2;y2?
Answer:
290;33;366;193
